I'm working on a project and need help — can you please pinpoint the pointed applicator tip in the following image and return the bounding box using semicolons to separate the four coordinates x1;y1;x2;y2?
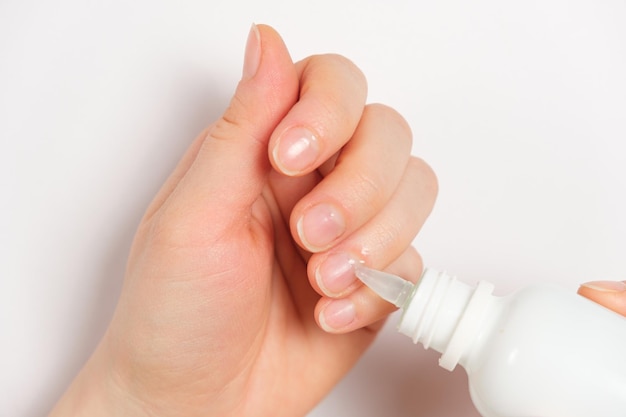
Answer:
354;265;415;309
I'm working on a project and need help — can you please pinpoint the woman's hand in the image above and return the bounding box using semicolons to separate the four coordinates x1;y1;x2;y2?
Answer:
50;24;437;417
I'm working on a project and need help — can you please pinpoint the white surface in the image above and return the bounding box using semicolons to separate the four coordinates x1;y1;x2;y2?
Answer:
465;286;626;416
397;270;626;416
1;1;625;416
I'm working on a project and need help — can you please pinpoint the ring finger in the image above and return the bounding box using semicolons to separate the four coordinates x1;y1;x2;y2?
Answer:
308;155;437;299
315;246;424;333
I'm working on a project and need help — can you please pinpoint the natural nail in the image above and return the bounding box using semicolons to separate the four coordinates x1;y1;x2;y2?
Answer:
297;203;346;251
316;253;359;297
273;127;319;175
242;23;261;80
319;299;357;332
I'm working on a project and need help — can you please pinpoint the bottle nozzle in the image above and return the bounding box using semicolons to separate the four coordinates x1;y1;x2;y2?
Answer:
355;265;415;309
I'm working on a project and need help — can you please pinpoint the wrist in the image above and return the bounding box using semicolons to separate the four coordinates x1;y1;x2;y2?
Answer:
49;340;150;417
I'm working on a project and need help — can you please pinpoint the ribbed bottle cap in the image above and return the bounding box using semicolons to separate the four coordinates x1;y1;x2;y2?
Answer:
439;280;495;371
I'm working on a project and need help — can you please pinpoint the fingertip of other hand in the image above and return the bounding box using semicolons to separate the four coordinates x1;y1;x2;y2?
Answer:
578;280;626;317
579;280;626;293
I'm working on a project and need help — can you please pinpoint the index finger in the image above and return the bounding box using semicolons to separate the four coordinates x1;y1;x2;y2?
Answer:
269;54;368;176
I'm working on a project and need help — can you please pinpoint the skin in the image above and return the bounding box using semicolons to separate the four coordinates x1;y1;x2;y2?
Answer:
50;24;436;417
49;24;625;417
578;281;626;316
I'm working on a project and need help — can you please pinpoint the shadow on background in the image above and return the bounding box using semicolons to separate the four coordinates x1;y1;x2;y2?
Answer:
311;314;481;417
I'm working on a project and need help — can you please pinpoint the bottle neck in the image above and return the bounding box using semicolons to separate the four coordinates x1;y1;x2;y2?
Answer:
398;269;495;371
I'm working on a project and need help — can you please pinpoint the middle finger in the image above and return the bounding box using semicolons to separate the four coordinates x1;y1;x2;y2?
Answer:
291;103;414;253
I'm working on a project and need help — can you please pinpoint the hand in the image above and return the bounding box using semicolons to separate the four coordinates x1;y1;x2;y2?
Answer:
50;24;437;417
578;281;626;316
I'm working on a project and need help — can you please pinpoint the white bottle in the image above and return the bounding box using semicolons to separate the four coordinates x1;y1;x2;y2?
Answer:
355;266;626;417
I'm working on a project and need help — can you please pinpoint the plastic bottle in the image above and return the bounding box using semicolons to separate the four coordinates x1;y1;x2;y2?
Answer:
355;266;626;417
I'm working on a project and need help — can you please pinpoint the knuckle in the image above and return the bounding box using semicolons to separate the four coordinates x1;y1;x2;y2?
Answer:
301;53;368;105
210;94;254;142
330;54;368;93
295;54;370;144
352;169;386;205
305;53;367;90
387;246;424;284
377;215;404;245
364;103;413;149
407;156;439;200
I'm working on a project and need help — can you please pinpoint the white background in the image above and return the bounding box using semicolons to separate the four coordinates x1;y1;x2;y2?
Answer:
1;1;625;416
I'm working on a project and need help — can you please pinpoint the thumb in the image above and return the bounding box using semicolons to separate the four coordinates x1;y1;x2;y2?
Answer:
578;281;626;316
165;24;299;230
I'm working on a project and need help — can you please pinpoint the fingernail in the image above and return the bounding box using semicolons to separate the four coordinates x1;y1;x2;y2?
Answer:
316;253;359;297
242;23;261;80
319;299;356;332
273;127;320;175
297;204;346;251
580;280;626;293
